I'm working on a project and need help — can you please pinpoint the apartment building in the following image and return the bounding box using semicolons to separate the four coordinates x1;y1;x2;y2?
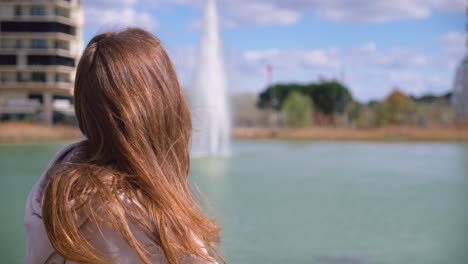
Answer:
0;0;83;124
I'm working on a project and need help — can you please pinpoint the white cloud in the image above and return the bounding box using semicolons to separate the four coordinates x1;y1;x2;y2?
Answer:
440;31;466;53
358;42;378;53
242;48;342;69
84;0;139;7
83;0;158;34
436;31;466;68
169;34;460;101
310;0;431;23
244;49;280;62
225;2;300;26
168;45;198;88
431;0;466;13
163;0;465;26
81;0;465;101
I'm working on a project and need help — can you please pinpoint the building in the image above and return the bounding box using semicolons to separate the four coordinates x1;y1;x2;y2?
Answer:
0;0;83;124
452;54;468;120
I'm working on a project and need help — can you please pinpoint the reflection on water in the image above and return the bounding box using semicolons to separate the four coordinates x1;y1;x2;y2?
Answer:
1;141;468;264
192;141;468;264
191;155;230;216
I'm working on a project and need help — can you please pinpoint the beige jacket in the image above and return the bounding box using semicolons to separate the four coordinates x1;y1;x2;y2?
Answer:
24;142;215;264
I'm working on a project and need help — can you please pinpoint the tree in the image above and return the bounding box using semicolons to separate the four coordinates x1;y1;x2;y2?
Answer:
382;89;414;124
310;82;353;115
257;81;353;115
283;91;313;128
257;83;306;111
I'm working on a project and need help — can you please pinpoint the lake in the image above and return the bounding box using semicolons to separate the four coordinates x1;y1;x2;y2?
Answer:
1;140;467;263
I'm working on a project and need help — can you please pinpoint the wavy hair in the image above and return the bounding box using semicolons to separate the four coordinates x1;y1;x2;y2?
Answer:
42;28;223;264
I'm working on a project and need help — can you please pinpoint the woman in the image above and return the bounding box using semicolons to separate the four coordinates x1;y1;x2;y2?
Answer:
24;28;224;264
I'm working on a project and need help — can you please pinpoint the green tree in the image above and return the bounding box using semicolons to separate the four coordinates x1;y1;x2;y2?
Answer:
283;91;313;128
382;89;414;124
257;83;306;111
257;81;353;115
310;82;352;114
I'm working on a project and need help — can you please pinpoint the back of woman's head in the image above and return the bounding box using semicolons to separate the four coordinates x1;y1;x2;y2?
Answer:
42;28;223;264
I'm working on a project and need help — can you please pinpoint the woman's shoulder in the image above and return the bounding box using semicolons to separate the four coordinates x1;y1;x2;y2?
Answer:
24;140;87;264
28;140;87;210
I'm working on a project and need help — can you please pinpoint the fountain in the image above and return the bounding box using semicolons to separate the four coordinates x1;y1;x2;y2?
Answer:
191;0;231;156
452;54;468;119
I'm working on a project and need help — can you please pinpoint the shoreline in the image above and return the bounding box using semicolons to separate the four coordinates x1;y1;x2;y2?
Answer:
233;127;468;142
1;122;467;144
0;122;83;144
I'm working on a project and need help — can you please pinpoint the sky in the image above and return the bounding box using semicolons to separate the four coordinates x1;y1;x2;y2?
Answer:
82;0;466;102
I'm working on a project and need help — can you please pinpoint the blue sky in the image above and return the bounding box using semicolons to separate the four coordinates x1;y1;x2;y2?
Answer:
83;0;466;102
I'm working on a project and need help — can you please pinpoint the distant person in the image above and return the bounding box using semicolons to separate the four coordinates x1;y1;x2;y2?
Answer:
24;28;223;264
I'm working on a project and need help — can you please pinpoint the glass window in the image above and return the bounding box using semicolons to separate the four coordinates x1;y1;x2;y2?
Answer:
1;39;16;49
31;72;47;82
54;40;70;50
16;72;23;82
31;39;48;49
1;22;76;35
0;55;17;65
54;7;70;18
27;55;75;67
14;6;22;16
55;73;70;83
30;6;46;16
16;39;23;48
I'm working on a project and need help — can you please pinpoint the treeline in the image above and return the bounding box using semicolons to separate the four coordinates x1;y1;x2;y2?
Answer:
257;81;455;128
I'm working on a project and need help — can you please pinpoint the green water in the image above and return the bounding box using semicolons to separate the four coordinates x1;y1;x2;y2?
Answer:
1;141;467;263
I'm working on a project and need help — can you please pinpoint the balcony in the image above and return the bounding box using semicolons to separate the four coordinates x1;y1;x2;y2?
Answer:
0;65;76;72
0;98;41;115
0;22;76;36
27;55;75;67
0;55;17;65
0;32;78;42
0;0;78;8
0;48;75;58
0;80;73;94
3;14;78;27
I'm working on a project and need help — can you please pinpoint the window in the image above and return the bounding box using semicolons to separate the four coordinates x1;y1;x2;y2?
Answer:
1;22;76;35
0;39;16;49
16;72;24;82
54;40;70;50
31;72;47;82
16;39;23;48
0;72;16;83
30;6;46;16
14;6;22;16
55;73;70;83
27;55;75;67
31;39;48;49
0;55;17;65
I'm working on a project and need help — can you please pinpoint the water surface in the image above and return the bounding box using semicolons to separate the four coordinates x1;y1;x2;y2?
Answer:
1;141;467;263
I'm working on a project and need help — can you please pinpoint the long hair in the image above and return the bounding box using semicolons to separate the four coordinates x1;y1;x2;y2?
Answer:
41;28;223;264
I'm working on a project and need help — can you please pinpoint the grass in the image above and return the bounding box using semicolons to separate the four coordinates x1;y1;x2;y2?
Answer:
0;122;83;144
1;122;467;143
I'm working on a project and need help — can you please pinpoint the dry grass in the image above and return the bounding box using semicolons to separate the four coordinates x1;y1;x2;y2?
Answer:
234;126;468;142
0;122;83;144
2;122;467;144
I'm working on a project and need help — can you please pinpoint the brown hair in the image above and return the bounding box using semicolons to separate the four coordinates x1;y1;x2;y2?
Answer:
42;28;223;264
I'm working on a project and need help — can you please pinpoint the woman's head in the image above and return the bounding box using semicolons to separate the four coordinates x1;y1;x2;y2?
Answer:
42;28;223;264
75;28;190;168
